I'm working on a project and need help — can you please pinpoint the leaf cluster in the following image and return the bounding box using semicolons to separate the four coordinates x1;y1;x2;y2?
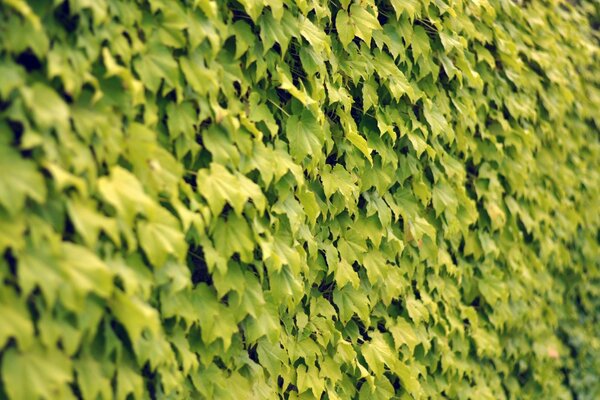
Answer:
0;0;599;399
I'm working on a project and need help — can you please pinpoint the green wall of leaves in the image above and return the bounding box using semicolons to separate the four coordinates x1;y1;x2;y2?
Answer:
1;0;599;398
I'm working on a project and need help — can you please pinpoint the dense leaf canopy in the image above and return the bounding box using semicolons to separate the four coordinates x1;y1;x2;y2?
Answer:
0;0;599;399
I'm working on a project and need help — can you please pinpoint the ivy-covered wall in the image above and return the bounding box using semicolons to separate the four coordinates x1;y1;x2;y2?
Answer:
0;0;599;399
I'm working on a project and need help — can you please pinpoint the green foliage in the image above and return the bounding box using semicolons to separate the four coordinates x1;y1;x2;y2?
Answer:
0;0;599;399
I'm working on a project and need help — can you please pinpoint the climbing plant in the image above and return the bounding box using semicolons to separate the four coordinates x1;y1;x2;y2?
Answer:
0;0;599;399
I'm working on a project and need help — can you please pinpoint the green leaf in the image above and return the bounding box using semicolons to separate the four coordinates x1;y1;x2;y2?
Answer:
300;15;330;55
325;243;360;289
411;25;430;60
389;317;420;353
374;51;414;101
362;332;394;377
389;359;422;396
110;290;161;345
2;345;72;400
116;364;145;400
0;288;33;349
0;209;25;252
423;100;450;139
67;198;120;246
0;144;46;215
167;101;196;140
0;60;25;98
138;214;187;267
333;285;370;324
134;44;180;93
269;266;303;306
256;339;287;377
211;213;255;262
336;10;354;48
194;284;239;349
349;5;382;45
98;166;157;224
359;376;395;400
196;163;266;216
406;295;428;324
337;108;373;162
180;54;219;96
21;83;69;129
58;243;114;307
126;123;183;196
362;77;379;112
285;109;324;164
259;11;296;54
432;182;458;217
75;356;113;400
320;164;359;201
238;0;264;21
296;187;321;225
390;0;421;20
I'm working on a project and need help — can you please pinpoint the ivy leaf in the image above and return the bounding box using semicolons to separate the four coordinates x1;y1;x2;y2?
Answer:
432;182;458;217
346;130;373;163
256;339;287;379
51;244;114;312
21;83;69;129
359;376;395;400
110;290;161;345
485;201;506;230
180;54;219;96
126;123;183;196
338;108;373;162
296;187;320;225
423;100;450;139
390;0;421;20
2;345;72;400
98;166;157;224
75;356;113;400
325;243;359;288
166;101;196;140
406;295;429;324
374;51;414;101
362;250;387;285
336;10;355;48
245;304;280;343
194;284;238;349
269;266;303;306
320;164;359;201
0;210;25;252
134;44;180;93
333;285;370;324
237;0;264;22
211;213;255;262
285;109;324;164
349;5;382;45
0;288;33;349
362;332;394;377
362;77;379;111
300;15;330;55
138;215;186;268
297;364;325;398
196;163;266;216
0;144;46;215
67;198;120;247
259;11;295;54
411;26;431;60
0;60;24;98
389;359;422;396
116;364;145;400
389;317;420;353
277;66;316;106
